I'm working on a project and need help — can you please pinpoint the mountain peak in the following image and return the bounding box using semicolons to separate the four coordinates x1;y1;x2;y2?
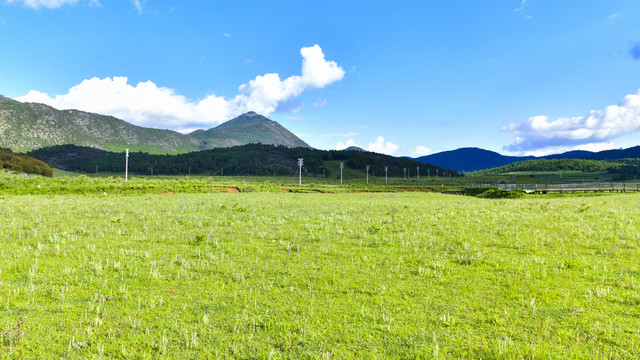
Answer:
189;112;310;148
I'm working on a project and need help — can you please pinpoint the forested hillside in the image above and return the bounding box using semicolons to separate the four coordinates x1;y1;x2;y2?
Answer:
29;144;459;177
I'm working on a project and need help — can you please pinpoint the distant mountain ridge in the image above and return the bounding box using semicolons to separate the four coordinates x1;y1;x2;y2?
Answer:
0;96;310;153
415;146;640;171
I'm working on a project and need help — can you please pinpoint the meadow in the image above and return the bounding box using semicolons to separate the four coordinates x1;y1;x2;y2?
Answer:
0;172;639;358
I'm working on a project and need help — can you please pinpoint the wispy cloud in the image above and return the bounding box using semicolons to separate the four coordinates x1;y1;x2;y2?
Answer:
313;98;327;108
514;0;532;20
222;33;231;37
15;45;345;132
6;0;99;9
608;13;621;20
503;89;640;153
131;0;142;14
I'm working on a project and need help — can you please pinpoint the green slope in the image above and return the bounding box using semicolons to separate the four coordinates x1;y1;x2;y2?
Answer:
0;97;201;153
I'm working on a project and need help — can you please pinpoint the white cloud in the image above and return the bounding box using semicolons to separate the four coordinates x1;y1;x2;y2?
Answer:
336;136;399;155
414;145;431;156
574;142;615;152
336;139;359;150
504;89;640;153
367;136;399;155
15;45;344;132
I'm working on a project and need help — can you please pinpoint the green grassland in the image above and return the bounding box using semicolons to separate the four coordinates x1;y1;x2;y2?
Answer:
0;172;639;358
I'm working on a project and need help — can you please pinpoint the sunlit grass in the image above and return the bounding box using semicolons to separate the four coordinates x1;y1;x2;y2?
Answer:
1;188;639;358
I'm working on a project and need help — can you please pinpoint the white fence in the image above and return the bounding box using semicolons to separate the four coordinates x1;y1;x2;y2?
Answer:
467;182;640;193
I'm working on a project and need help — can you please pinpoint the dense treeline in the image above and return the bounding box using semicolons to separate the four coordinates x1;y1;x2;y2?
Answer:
29;144;460;177
472;159;626;175
0;148;53;177
610;164;640;181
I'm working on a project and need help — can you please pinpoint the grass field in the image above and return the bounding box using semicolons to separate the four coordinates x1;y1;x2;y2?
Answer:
0;172;639;358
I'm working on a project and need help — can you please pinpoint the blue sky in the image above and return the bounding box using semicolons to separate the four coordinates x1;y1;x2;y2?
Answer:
2;0;640;156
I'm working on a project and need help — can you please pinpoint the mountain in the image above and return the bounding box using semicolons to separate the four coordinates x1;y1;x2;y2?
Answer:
189;112;310;148
0;97;201;153
415;146;640;172
415;147;536;172
585;146;640;160
0;96;310;153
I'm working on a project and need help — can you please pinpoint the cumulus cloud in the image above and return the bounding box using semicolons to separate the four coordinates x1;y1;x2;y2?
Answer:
367;136;399;155
573;142;615;152
414;145;431;156
336;137;399;155
15;45;344;132
503;89;640;153
336;139;359;150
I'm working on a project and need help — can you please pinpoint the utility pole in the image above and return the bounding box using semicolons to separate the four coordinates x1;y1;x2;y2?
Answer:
125;149;129;183
339;162;344;184
403;167;406;180
428;169;430;179
436;169;439;178
298;158;303;186
384;166;388;184
366;165;370;184
417;166;420;179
